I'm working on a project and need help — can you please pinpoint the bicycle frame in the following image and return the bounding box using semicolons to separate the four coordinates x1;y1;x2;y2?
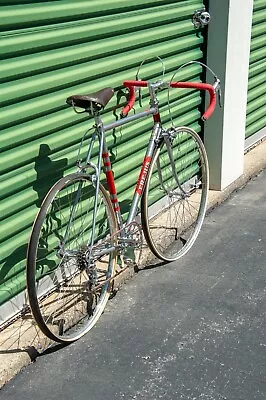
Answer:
88;104;161;243
59;99;162;260
66;77;218;253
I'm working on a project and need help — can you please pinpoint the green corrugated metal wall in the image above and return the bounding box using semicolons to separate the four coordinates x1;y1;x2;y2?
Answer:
246;0;266;139
0;0;206;322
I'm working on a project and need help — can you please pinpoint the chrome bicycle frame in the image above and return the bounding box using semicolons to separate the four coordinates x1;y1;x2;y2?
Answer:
64;81;185;256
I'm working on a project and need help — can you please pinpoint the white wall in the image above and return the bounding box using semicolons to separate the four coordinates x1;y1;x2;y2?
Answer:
205;0;254;190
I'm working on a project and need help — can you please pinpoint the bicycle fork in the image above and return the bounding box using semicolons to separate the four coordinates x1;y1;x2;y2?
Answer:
159;128;190;197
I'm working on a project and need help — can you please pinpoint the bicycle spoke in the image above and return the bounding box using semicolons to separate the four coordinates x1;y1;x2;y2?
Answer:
27;175;117;342
141;127;208;261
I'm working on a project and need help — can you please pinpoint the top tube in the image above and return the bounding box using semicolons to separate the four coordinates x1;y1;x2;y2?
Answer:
103;107;156;133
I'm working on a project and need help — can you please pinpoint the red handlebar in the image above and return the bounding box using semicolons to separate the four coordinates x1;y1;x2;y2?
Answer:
121;85;136;116
122;80;217;121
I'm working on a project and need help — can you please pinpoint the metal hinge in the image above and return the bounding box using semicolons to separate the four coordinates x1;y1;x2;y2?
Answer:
192;8;211;28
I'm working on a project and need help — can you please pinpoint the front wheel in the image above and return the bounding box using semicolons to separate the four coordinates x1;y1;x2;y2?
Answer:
141;126;209;262
27;173;117;343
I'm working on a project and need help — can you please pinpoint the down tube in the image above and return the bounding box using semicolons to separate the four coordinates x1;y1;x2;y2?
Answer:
127;123;161;224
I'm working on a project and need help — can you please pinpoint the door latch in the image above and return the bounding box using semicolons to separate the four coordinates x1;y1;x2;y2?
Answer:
192;8;211;28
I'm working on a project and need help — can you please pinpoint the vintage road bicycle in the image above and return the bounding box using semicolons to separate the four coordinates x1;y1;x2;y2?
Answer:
27;60;221;343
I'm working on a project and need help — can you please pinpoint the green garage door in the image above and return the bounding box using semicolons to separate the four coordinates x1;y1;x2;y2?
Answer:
0;0;207;325
245;0;266;148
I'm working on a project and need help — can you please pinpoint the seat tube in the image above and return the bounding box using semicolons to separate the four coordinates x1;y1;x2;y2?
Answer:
88;115;106;246
99;121;124;230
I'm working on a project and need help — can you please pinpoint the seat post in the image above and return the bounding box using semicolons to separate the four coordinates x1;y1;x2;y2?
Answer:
93;112;107;160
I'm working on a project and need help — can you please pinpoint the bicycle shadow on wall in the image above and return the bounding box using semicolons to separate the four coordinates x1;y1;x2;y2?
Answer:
33;143;68;207
0;145;68;356
1;145;68;284
32;143;69;284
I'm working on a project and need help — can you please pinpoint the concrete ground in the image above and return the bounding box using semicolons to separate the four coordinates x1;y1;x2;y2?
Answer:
0;139;266;393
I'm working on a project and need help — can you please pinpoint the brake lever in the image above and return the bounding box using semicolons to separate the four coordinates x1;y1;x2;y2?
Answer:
213;77;222;108
137;81;143;107
138;87;142;107
135;73;143;107
218;86;222;108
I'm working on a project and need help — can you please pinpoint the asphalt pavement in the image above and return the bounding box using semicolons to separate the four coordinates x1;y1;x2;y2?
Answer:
1;170;266;400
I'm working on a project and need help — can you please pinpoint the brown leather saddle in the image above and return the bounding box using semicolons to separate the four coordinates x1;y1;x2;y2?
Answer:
66;87;114;112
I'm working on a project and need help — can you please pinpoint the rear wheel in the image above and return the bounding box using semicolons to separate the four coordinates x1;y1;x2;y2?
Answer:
141;126;209;262
27;173;117;343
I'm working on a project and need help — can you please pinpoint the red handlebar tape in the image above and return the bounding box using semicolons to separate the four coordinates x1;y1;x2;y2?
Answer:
122;80;216;121
121;85;136;116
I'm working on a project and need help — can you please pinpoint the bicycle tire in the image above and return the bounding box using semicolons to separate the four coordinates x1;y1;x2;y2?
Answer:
27;173;117;343
141;126;209;262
